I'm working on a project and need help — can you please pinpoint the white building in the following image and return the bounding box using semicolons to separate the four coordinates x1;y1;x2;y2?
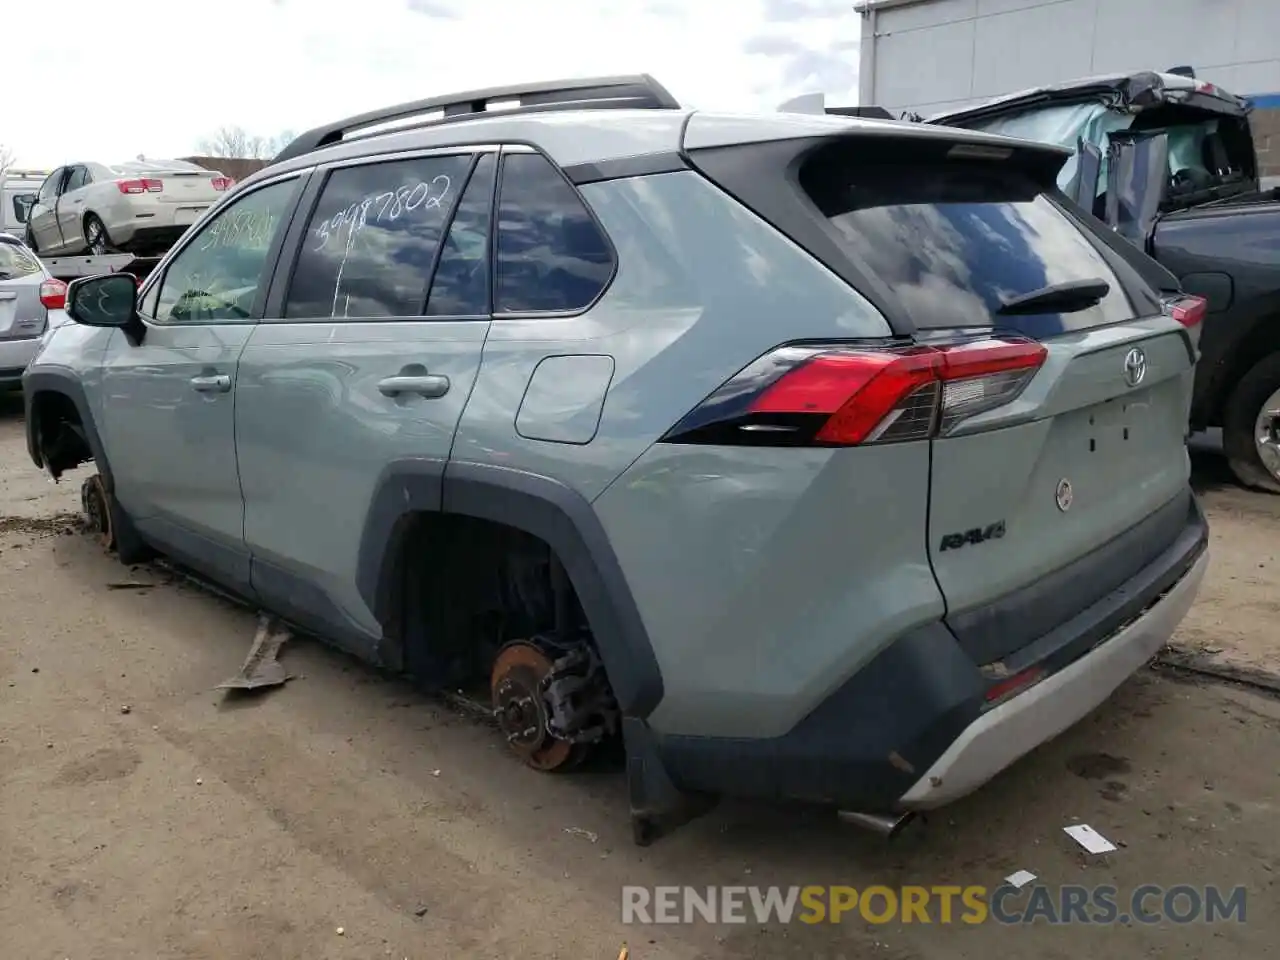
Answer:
855;0;1280;174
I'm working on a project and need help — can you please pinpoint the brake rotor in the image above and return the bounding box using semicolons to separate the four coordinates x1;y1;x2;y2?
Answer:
81;474;114;550
490;641;574;772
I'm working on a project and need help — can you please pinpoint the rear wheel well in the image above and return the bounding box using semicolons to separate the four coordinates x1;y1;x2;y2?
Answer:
389;511;620;767
30;390;94;479
390;512;592;680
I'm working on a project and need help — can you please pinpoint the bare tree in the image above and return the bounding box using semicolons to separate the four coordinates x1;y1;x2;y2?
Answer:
197;126;291;159
0;144;15;179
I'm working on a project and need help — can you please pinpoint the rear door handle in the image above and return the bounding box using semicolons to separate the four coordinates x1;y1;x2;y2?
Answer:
377;374;450;399
190;374;231;393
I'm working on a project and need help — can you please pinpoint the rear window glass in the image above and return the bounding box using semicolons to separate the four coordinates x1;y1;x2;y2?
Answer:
801;155;1138;337
0;240;41;278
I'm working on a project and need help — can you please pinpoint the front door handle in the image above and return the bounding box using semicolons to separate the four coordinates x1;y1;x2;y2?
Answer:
377;374;450;399
190;374;232;393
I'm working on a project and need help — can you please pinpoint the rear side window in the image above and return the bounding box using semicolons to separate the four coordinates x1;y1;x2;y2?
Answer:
0;241;41;278
495;153;613;314
285;154;472;319
800;147;1139;338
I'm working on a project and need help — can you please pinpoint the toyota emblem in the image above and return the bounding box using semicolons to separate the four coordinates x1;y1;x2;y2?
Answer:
1123;347;1147;388
1055;478;1074;512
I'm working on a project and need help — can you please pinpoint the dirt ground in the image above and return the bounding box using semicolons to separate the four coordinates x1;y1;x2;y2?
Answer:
1;393;1277;960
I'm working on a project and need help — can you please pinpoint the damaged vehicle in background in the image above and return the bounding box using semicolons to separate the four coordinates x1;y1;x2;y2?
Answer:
927;69;1280;493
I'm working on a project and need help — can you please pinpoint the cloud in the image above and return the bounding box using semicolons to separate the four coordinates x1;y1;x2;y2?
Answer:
405;0;459;16
5;0;859;167
761;0;847;21
744;0;859;104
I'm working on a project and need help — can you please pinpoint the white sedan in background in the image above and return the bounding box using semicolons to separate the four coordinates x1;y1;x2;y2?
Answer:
24;160;234;257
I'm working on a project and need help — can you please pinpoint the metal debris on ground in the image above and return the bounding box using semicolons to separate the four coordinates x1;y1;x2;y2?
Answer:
216;614;294;692
1004;869;1037;888
1064;823;1117;854
564;826;599;843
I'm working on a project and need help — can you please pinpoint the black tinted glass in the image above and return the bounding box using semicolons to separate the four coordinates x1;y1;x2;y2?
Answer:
427;153;496;317
495;153;613;314
802;154;1137;336
286;154;472;319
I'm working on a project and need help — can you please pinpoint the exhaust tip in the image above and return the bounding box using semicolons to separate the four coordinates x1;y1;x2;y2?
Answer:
837;809;917;839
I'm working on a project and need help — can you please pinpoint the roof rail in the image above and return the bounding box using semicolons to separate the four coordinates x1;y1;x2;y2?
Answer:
272;74;681;165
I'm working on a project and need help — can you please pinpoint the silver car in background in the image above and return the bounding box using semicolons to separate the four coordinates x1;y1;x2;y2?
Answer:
24;160;234;257
0;233;69;391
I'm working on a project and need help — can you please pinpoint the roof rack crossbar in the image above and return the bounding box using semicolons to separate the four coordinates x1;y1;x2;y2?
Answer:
273;74;681;164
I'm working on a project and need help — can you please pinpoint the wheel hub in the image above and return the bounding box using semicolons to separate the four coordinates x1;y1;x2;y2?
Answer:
1254;387;1280;481
490;641;574;771
80;474;113;549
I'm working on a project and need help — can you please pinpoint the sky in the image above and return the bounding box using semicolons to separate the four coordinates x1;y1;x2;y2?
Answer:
4;0;859;169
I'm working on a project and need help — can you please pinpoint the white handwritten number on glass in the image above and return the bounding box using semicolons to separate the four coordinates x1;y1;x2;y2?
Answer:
199;209;278;252
313;176;452;253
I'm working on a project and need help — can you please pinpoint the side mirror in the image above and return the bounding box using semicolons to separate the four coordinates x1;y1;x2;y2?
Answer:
66;274;141;330
14;194;37;222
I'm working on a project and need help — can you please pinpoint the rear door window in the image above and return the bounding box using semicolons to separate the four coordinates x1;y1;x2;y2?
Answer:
285;154;472;320
800;148;1140;338
494;152;614;314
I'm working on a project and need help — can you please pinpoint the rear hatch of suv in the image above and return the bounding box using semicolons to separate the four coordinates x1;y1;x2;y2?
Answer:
686;124;1203;670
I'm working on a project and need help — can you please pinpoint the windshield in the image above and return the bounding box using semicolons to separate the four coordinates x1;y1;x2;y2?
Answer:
0;240;42;278
962;102;1136;195
962;103;1252;204
109;159;204;175
962;103;1134;197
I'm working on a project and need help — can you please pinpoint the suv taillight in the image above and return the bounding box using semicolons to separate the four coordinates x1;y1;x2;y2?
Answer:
1163;294;1207;328
211;176;234;191
117;178;163;194
39;278;67;310
661;337;1047;447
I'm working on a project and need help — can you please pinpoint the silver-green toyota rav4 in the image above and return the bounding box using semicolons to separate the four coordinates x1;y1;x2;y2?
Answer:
23;75;1210;843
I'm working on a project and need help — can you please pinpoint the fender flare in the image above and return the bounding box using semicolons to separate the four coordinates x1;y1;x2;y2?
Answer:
23;370;115;490
356;459;664;719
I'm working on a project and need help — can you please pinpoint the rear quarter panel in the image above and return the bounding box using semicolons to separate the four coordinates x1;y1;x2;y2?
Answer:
450;168;893;500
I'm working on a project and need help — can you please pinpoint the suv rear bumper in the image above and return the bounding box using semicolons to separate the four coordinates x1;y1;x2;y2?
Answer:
900;545;1207;808
646;490;1208;813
